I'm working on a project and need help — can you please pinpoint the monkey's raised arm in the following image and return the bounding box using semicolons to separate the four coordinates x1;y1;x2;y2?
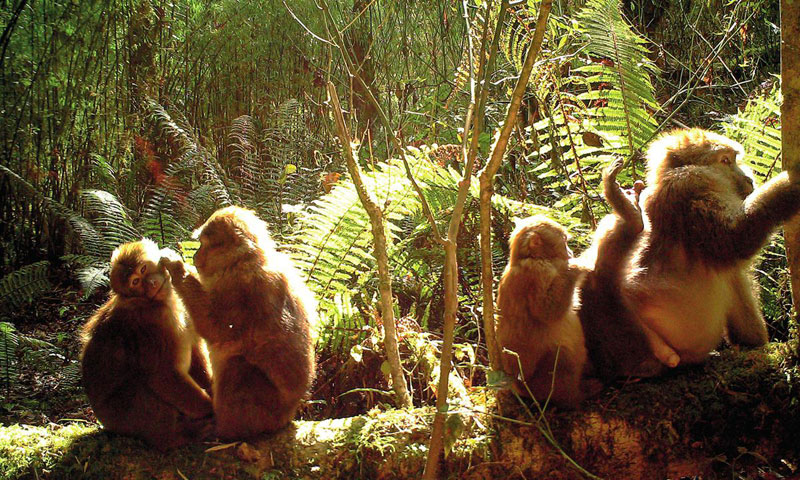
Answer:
188;345;212;392
602;160;644;234
661;171;800;264
162;258;238;343
734;171;800;257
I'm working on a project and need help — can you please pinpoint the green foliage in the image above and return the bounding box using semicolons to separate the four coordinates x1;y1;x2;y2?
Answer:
293;147;575;351
720;80;791;337
575;0;660;159
722;80;782;183
493;0;659;221
0;322;19;395
0;262;52;311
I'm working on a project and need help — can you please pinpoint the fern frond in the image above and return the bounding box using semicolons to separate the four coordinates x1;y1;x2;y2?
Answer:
0;164;103;252
575;0;659;158
0;322;19;394
722;81;781;183
0;261;52;310
80;189;140;257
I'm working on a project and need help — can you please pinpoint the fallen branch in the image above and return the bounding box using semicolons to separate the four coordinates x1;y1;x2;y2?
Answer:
4;345;799;479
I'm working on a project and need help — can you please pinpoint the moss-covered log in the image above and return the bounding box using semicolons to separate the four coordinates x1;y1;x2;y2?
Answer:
2;344;799;479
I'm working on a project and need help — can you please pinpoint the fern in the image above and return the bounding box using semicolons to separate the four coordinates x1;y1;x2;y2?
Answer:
575;0;660;160
721;80;782;182
0;261;52;310
0;321;19;395
0;165;103;253
146;98;238;208
292;147;572;350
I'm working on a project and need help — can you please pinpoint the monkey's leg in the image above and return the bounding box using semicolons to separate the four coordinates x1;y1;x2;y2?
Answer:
523;349;584;408
103;385;190;451
189;344;212;392
639;321;681;368
726;271;768;346
214;356;299;440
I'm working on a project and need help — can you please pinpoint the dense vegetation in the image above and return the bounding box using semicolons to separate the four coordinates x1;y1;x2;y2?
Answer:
0;0;794;478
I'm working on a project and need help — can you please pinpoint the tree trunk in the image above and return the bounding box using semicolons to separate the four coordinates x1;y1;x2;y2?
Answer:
478;0;552;371
781;0;800;345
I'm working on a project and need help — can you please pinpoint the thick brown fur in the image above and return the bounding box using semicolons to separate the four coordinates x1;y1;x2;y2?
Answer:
622;128;800;368
81;239;212;450
495;215;589;407
576;160;668;381
161;206;316;440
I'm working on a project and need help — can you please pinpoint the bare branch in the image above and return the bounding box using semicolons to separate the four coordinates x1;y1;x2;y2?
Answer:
327;81;413;409
477;0;553;371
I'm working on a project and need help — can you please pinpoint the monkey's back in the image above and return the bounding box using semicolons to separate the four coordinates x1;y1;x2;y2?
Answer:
81;297;186;438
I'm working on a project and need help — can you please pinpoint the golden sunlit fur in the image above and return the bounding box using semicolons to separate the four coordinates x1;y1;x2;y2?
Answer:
81;239;212;450
576;160;671;380
620;128;800;369
495;216;589;407
162;206;316;440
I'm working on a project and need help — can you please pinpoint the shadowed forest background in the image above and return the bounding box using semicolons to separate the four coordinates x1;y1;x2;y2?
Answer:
1;0;798;479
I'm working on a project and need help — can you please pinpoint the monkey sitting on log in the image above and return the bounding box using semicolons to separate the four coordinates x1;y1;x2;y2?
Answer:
81;239;212;450
162;206;316;440
495;215;590;407
620;128;800;368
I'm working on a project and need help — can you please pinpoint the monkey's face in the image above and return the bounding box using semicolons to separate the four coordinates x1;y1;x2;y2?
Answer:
510;217;571;263
192;206;272;277
709;148;755;199
110;240;173;302
646;129;754;198
193;225;238;276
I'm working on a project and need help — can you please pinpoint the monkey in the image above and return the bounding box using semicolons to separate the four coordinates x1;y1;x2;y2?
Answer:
80;239;213;450
495;215;590;407
620;128;800;369
161;206;316;440
576;159;676;381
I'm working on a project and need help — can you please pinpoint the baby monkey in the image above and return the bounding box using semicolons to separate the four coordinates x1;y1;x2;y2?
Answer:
495;215;589;407
81;239;212;450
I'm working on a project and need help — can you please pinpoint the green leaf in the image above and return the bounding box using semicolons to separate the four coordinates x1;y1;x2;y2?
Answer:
486;369;514;389
443;412;467;458
350;344;364;363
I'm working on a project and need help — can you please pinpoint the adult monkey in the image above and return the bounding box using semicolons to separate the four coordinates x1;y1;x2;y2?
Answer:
622;128;800;370
162;206;316;440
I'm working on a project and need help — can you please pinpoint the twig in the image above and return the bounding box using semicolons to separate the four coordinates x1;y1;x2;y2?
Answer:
477;0;552;372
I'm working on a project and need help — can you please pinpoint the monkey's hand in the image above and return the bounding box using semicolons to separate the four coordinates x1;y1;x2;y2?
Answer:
159;247;182;264
603;158;624;183
160;257;187;282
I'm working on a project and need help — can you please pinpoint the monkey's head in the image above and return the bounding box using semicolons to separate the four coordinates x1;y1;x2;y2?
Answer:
508;216;571;264
110;239;173;302
192;206;276;276
646;128;755;198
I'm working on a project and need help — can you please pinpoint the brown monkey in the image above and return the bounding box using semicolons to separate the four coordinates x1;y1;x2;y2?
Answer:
161;206;316;440
81;239;212;450
576;160;674;380
495;215;589;407
622;128;800;368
